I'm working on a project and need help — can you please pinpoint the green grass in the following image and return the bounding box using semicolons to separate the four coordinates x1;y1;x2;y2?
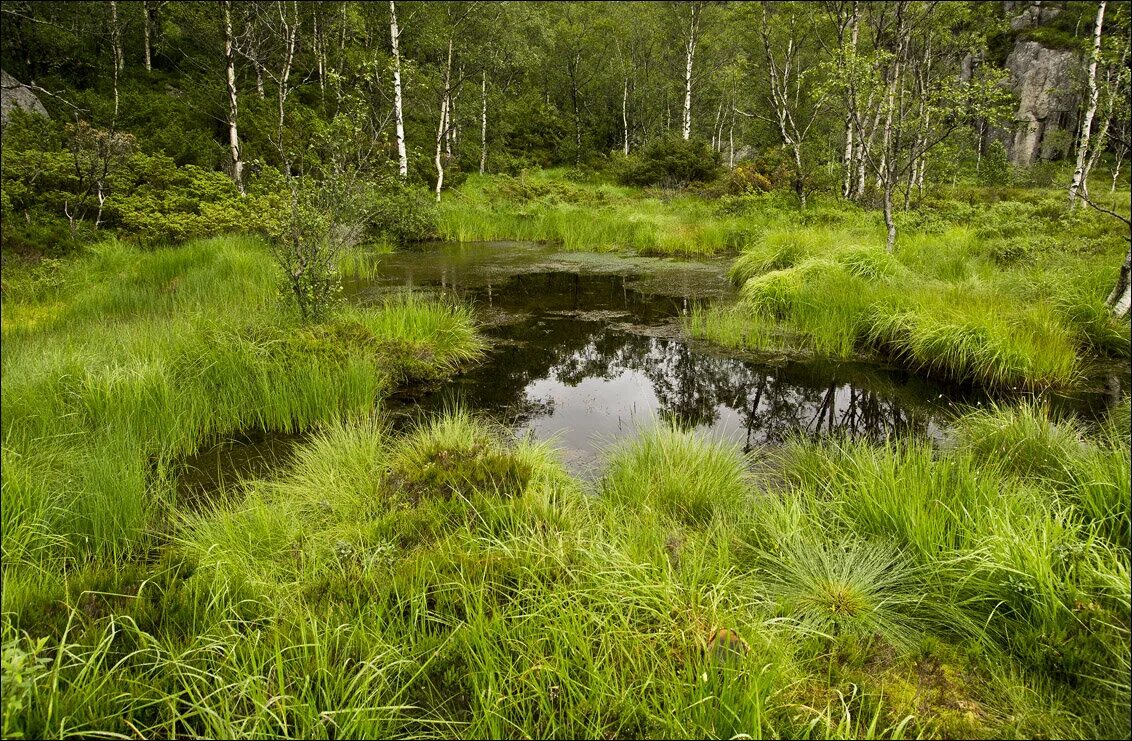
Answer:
1;236;484;572
2;179;1130;739
437;170;780;256
5;402;1128;739
690;193;1130;389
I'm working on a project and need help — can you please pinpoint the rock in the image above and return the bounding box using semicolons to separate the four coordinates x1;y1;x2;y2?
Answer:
1004;0;1061;31
0;69;49;129
1002;40;1079;167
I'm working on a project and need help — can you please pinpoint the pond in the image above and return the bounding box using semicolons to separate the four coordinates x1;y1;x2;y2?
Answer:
177;241;1124;492
349;241;1122;476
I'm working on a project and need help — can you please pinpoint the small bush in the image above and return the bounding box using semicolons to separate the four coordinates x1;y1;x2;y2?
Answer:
617;136;722;188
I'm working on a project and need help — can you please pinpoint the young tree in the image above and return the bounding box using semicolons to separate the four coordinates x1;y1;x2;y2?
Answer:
681;1;703;141
1068;0;1107;208
736;2;828;208
389;0;408;178
221;0;244;194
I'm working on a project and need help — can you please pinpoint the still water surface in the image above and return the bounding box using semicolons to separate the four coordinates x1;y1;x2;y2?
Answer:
178;241;1123;493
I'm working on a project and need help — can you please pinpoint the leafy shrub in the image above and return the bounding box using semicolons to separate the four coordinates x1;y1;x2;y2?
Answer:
365;177;438;245
617;136;722;187
724;162;774;195
979;140;1012;187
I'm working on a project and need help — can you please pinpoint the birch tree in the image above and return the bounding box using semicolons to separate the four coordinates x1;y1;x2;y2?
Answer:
390;0;408;178
738;1;828;208
435;36;453;201
480;69;488;173
1068;0;1107;208
681;1;703;140
221;0;244;193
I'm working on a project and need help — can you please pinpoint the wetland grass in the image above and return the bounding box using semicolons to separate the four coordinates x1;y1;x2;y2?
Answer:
6;402;1128;738
2;180;1129;740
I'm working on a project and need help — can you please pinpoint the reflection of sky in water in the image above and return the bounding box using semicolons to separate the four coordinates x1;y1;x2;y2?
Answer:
354;242;1121;477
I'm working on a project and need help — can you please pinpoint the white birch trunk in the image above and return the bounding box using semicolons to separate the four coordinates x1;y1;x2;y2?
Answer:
841;2;859;199
110;1;123;71
881;19;906;252
435;97;448;202
622;77;630;156
480;70;488;174
110;0;121;119
390;0;408;178
1069;0;1106;208
682;4;698;141
435;37;453;202
143;1;152;72
222;1;244;194
728;115;734;168
1106;248;1131;318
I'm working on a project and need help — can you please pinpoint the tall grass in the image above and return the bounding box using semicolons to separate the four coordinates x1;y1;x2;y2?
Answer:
1;237;484;569
695;210;1127;389
3;179;1130;739
3;400;1129;738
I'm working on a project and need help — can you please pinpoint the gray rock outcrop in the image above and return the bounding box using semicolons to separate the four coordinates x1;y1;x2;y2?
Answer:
1;69;50;129
1003;40;1079;167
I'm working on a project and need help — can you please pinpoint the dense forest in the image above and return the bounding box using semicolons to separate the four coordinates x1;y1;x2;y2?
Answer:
2;1;1131;739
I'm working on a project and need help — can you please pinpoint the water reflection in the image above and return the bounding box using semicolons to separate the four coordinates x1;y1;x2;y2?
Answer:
357;246;978;474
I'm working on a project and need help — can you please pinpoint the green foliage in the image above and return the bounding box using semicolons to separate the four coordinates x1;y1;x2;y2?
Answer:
979;140;1012;187
617;136;722;188
364;177;439;245
1;635;51;740
600;422;751;526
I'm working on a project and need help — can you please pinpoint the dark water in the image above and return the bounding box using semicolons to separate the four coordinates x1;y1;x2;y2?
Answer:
176;241;1125;492
348;242;1120;476
174;430;302;508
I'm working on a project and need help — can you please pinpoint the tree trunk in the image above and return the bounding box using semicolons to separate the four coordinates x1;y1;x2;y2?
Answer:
622;77;630;156
841;2;859;199
314;10;325;103
711;98;722;150
275;1;298;170
110;0;121;120
222;1;244;194
793;144;806;208
1113;133;1128;191
480;70;488;174
728;114;734;168
435;37;453;202
880;9;907;252
682;4;699;141
435;96;447;202
571;52;581;165
143;1;153;72
1069;0;1106;208
390;0;408;178
1106;247;1131;318
110;1;123;71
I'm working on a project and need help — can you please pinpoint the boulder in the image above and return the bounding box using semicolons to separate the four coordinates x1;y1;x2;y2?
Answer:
1;69;50;129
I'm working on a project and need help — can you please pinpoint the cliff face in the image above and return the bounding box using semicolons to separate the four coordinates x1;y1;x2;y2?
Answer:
0;69;49;129
1004;40;1079;166
998;1;1082;167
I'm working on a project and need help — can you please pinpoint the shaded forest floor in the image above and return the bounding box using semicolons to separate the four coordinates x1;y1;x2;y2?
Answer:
2;177;1131;739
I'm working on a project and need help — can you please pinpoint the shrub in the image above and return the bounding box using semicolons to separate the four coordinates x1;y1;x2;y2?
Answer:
979;140;1012;187
365;177;438;245
617;136;722;187
724;162;774;195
